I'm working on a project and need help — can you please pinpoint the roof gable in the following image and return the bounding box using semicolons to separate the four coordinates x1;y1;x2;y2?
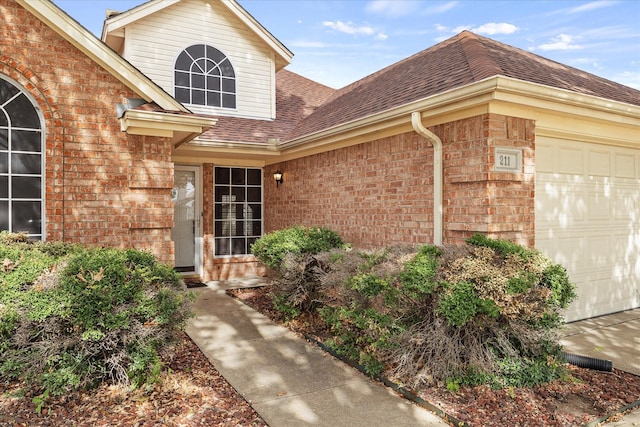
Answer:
102;0;293;71
287;30;640;141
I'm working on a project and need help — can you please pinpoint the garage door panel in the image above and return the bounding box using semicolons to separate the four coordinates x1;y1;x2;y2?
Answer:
536;139;640;321
558;146;583;174
588;150;610;176
536;176;588;226
537;141;554;172
587;184;611;220
536;234;585;272
570;276;637;321
613;187;638;220
587;235;614;269
615;153;635;178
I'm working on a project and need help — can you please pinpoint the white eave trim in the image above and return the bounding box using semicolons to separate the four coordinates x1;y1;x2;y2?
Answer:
17;0;188;112
185;137;280;152
101;0;180;39
120;110;216;145
279;76;640;150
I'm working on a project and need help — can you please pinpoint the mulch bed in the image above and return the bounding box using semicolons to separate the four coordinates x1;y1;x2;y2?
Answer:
229;286;640;427
3;285;638;427
0;334;267;427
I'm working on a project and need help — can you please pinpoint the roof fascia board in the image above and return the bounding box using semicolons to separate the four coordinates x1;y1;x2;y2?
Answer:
490;76;640;121
120;109;216;131
17;0;188;112
279;77;502;150
537;126;640;148
186;139;279;151
220;0;293;68
120;110;216;144
280;76;639;151
101;0;180;38
172;152;269;167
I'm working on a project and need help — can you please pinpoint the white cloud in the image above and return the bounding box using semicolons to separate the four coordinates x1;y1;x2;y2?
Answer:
365;0;420;18
471;23;519;35
322;20;386;40
424;1;459;14
437;22;518;36
323;20;375;36
570;1;619;13
537;34;583;51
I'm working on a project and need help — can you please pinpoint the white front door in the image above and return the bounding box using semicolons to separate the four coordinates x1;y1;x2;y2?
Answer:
172;166;201;274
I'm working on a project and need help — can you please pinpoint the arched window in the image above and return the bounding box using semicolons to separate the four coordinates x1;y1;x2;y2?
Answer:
174;44;236;109
0;76;43;240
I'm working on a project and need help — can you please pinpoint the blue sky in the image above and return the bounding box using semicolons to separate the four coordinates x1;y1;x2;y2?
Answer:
54;0;640;90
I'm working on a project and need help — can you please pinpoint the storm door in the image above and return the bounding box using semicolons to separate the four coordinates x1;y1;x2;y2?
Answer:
172;166;201;273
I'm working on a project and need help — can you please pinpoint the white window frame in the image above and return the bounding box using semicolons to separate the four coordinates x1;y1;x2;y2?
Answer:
213;166;263;257
0;75;45;240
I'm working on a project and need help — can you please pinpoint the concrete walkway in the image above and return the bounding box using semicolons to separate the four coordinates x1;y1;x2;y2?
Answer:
185;281;447;426
186;279;640;426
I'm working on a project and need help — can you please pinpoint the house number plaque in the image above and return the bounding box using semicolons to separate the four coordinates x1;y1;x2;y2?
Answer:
494;147;522;172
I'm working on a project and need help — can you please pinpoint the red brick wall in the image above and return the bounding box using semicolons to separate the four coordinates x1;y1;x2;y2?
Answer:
265;132;434;247
1;1;174;264
265;113;535;249
436;114;535;247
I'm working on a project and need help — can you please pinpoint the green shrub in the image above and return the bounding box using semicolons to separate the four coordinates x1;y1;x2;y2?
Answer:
399;245;440;299
0;237;193;400
257;231;575;391
250;225;344;270
320;305;402;377
540;264;576;308
437;281;499;327
388;237;575;389
466;233;531;260
251;226;345;318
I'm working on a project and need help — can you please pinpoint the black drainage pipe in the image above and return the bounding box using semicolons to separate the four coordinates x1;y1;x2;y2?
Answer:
562;352;613;372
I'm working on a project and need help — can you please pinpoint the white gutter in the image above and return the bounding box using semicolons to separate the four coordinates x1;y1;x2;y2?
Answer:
411;112;443;246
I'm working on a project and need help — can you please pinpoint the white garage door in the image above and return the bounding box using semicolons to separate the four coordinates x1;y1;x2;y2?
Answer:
535;138;640;322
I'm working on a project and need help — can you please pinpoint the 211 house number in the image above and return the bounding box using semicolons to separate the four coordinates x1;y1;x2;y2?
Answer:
494;148;520;171
499;154;514;167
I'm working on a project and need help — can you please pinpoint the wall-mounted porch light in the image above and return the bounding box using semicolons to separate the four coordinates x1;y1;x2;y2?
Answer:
273;170;283;188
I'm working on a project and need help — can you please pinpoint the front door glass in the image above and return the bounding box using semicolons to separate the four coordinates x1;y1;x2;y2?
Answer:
172;169;196;272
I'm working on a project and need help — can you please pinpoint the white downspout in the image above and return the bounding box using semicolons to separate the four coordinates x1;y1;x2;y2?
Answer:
411;111;443;246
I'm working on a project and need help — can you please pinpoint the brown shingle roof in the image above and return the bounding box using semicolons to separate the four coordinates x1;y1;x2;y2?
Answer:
197;69;335;144
286;30;640;141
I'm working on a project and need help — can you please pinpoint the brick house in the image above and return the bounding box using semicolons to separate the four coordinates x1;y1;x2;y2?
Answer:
3;0;639;321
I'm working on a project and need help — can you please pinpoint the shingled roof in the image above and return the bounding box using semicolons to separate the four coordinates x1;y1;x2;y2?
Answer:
285;30;640;141
197;69;335;144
